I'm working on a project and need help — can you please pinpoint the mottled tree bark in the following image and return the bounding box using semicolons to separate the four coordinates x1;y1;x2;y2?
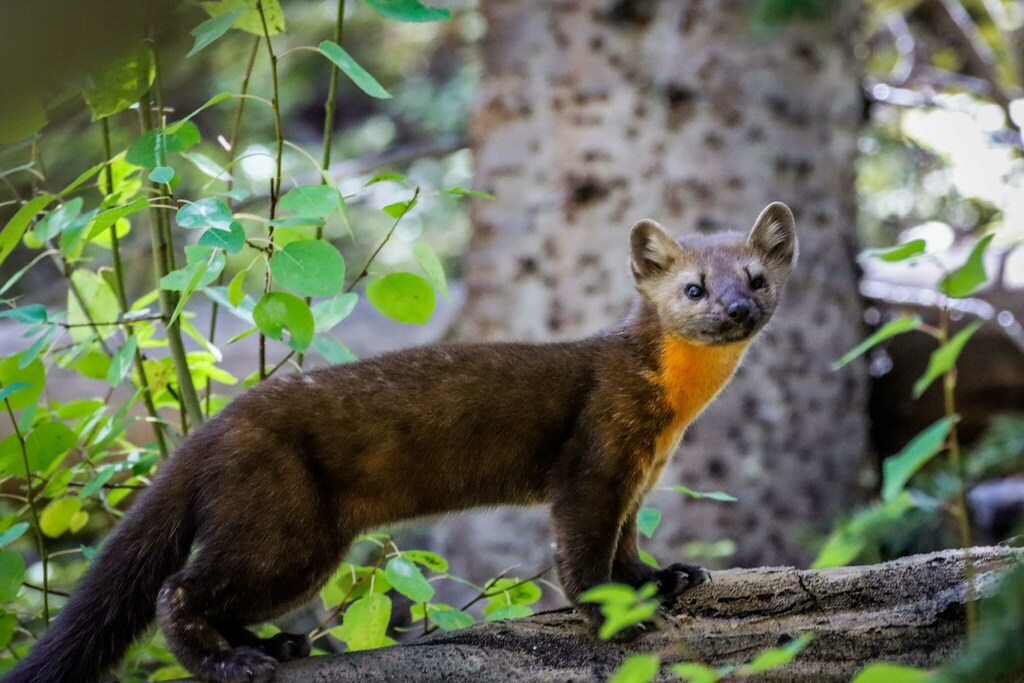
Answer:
179;547;1018;682
433;0;869;591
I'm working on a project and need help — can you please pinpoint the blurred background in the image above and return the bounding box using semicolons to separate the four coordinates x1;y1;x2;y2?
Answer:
1;0;1023;627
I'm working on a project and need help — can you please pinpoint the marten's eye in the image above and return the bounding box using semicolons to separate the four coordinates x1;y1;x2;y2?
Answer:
749;274;766;290
685;284;705;300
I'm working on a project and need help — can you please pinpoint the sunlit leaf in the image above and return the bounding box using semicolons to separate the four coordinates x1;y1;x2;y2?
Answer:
851;663;929;683
40;497;83;538
610;654;660;683
366;272;435;325
333;593;393;651
200;0;286;35
269;240;345;297
671;485;738;502
0;194;54;269
862;239;927;262
384;556;434;603
738;633;813;674
253;292;314;352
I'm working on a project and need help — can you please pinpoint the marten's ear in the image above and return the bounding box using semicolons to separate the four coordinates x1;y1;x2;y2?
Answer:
748;202;797;268
630;219;685;281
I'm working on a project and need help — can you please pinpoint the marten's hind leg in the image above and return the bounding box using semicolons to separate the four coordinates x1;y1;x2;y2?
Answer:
157;529;348;683
216;622;311;662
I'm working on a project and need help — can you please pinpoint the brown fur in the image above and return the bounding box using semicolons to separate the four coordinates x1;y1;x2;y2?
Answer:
4;203;797;683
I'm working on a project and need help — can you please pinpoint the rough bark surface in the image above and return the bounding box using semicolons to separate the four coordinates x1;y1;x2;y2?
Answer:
179;547;1019;682
436;0;869;598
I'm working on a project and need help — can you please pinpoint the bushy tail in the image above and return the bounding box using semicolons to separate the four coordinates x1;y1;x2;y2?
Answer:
3;466;195;683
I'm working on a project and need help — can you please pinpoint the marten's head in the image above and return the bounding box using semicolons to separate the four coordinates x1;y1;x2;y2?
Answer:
629;202;798;345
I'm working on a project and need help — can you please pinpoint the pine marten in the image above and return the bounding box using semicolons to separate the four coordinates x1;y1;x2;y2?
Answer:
5;202;798;683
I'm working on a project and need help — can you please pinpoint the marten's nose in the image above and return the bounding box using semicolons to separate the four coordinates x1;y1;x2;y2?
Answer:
727;301;751;323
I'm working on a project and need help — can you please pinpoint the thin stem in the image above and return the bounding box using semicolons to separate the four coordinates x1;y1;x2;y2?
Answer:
0;382;48;625
100;118;169;458
421;565;554;637
139;90;205;432
346;187;420;294
257;0;286;381
206;36;261;416
938;304;976;638
297;0;346;371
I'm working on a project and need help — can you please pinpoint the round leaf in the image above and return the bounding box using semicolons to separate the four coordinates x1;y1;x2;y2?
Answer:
26;421;77;474
0;355;45;410
269;240;345;297
366;272;436;325
278;185;340;218
253;292;314;353
176;198;233;231
40;497;83;538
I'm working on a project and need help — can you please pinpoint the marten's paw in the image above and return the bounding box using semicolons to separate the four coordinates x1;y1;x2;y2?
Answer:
653;562;709;598
260;632;311;662
211;646;277;683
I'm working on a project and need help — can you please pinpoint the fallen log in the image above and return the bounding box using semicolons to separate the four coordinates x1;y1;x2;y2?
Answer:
180;547;1021;682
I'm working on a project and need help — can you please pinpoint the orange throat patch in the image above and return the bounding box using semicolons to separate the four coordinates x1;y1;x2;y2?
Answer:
653;335;750;456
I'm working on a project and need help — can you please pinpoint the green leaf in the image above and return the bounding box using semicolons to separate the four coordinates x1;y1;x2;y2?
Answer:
82;44;155;120
269;240;345;297
40;497;83;538
739;633;813;674
176;198;234;231
482;578;542;616
227;271;247;307
198;221;246;254
636;507;661;539
0;552;25;602
851;663;929;683
610;654;660;683
484;604;533;621
0;356;45;410
125;121;201;168
404;549;448;573
317;41;391;99
80;466;117;498
0;612;15;649
200;0;286;35
0;194;54;269
85;197;149;240
832;317;921;370
278;185;340;218
441;185;495;200
0;383;28;404
671;662;721;683
366;273;436;325
939;234;995;298
413;243;449;301
181;151;232;181
430;608;474;631
863;239;927;262
312;337;357;364
65;268;119;339
149;166;175;184
0;523;29;548
365;172;406;186
312;294;358;333
333;593;394;651
25;421;77;474
913;321;983;398
671;485;738;502
253;292;314;352
383;198;417;219
107;336;138;387
31;198;83;242
384;556;434;603
188;9;245;57
882;417;955;501
363;0;452;21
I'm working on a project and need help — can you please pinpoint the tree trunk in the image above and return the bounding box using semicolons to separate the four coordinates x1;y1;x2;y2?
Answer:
183;547;1017;682
433;0;869;596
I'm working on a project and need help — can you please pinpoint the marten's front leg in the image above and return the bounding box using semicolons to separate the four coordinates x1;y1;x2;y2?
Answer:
612;505;709;598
